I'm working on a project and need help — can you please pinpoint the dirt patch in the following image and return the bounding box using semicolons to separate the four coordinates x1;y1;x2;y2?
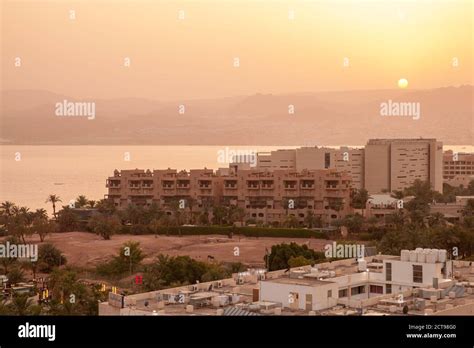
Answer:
11;232;333;268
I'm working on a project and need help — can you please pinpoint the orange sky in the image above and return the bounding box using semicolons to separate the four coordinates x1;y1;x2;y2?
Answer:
2;0;473;100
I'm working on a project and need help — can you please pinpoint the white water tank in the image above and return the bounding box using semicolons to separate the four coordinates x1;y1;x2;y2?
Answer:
401;250;410;261
439;250;447;263
358;259;367;272
415;248;423;252
426;252;436;263
417;251;426;263
431;249;439;262
409;250;417;262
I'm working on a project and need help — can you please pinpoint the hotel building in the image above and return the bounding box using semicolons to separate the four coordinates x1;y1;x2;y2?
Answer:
364;138;443;193
443;150;474;187
106;168;352;226
253;138;444;194
256;147;365;190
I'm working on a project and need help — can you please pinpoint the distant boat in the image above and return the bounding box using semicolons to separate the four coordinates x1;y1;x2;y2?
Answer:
53;183;65;185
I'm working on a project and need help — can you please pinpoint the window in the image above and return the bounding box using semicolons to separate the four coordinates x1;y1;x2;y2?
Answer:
324;153;331;168
413;265;423;283
386;262;392;281
386;284;392;294
351;285;365;296
338;289;348;298
327;290;332;298
369;285;383;294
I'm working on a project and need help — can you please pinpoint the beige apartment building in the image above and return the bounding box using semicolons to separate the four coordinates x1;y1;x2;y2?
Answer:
253;138;444;194
106;168;352;226
364;138;443;194
256;147;365;190
443;150;474;187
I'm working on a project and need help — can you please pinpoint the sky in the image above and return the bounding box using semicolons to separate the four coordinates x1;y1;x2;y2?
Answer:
2;0;473;100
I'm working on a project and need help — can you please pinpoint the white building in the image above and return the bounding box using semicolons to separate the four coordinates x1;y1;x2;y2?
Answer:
259;276;338;311
260;249;453;311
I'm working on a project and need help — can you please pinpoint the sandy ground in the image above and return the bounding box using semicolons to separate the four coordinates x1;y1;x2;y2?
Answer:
13;232;333;268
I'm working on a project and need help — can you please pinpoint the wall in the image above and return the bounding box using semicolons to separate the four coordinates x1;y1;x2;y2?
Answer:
259;280;338;311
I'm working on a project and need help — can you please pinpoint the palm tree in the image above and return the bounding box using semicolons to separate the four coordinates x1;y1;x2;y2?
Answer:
87;200;97;208
34;208;48;220
22;260;39;280
351;189;371;217
0;298;12;315
46;194;62;218
75;195;88;208
11;293;35;315
0;201;16;217
186;197;197;224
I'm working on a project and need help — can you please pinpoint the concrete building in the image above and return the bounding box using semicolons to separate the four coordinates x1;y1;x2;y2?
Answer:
254;138;444;194
259;276;338;311
443;150;474;187
364;138;443;194
106;168;352;226
99;249;474;316
429;196;474;222
255;146;365;190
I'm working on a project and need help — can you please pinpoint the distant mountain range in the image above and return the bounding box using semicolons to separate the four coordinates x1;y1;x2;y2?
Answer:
1;86;472;145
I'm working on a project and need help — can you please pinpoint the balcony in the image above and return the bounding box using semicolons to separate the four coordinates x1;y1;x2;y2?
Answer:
106;180;121;188
129;189;154;196
247;181;260;190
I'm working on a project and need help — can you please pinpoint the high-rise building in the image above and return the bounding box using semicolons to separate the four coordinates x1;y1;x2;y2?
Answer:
364;138;443;193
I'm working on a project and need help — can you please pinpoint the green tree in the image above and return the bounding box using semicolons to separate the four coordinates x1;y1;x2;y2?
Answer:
265;243;326;271
32;216;57;242
462;199;474;217
10;293;35;315
288;255;314;268
75;195;89;208
212;206;228;225
96;199;117;216
57;206;79;232
117;241;144;274
88;214;121;240
351;189;371;216
0;236;19;273
7;266;25;284
304;211;322;228
283;215;299;228
38;243;67;272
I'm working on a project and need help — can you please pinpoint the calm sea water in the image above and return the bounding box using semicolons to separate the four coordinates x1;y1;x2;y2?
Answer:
1;145;472;216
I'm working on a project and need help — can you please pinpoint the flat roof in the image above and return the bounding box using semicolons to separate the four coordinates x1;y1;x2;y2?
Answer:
263;277;334;287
